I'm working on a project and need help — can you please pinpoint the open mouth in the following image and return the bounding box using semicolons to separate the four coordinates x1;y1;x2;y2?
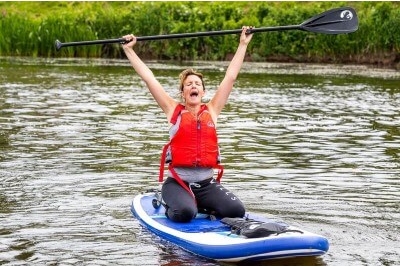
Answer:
190;91;199;97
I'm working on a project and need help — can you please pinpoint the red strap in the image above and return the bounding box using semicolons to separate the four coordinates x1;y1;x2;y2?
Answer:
159;142;170;182
159;161;222;202
215;165;224;183
169;166;195;199
159;103;184;182
159;143;199;200
170;104;185;124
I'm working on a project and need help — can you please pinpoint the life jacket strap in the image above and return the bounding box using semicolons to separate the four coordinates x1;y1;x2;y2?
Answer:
159;141;170;182
215;165;224;183
170;104;185;124
168;165;195;199
159;146;223;201
159;144;195;199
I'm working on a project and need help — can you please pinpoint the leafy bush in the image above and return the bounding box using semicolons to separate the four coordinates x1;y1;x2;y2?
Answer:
0;1;399;67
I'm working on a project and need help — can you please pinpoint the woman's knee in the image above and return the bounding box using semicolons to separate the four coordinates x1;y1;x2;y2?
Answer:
219;202;246;218
166;205;197;222
162;178;198;222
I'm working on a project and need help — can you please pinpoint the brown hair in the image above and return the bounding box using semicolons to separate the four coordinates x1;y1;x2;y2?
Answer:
178;68;205;92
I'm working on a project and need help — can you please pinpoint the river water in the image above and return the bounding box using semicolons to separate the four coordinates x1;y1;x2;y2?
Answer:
1;57;399;266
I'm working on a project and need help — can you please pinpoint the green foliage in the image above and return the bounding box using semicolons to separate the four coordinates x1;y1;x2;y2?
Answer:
0;1;399;67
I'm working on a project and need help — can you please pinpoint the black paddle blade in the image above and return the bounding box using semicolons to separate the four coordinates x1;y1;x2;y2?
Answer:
300;7;358;34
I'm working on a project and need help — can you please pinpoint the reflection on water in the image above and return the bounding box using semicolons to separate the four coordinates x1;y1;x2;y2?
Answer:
0;57;399;265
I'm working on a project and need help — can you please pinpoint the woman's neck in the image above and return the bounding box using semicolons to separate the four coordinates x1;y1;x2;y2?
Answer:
185;103;201;115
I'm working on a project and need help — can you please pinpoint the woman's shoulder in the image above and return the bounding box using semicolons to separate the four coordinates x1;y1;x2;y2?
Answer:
167;102;185;124
205;103;218;125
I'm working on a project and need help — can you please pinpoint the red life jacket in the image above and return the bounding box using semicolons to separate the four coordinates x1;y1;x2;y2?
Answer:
159;104;223;192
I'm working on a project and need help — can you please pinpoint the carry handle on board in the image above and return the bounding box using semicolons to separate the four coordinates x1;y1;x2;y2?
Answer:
55;7;358;51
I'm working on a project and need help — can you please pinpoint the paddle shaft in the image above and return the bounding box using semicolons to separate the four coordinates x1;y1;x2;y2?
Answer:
137;25;299;41
55;25;299;50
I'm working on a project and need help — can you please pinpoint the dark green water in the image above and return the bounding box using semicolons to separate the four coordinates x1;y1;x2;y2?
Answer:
1;57;399;265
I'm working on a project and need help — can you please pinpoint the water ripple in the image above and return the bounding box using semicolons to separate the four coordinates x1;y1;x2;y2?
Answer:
1;59;399;265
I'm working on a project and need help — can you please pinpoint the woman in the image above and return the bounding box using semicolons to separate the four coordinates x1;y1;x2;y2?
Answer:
122;26;254;222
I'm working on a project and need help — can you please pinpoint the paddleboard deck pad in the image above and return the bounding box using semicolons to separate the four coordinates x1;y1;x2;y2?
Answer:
131;192;329;262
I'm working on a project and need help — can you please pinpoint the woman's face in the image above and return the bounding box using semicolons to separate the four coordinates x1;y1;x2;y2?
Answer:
181;74;205;105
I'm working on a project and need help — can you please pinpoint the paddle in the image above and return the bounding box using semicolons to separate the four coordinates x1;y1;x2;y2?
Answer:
55;7;358;51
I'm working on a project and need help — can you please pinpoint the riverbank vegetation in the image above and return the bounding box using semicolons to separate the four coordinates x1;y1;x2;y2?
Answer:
1;1;399;68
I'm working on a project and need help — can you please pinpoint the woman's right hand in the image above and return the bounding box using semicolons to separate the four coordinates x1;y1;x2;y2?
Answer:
122;34;136;49
240;26;254;45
